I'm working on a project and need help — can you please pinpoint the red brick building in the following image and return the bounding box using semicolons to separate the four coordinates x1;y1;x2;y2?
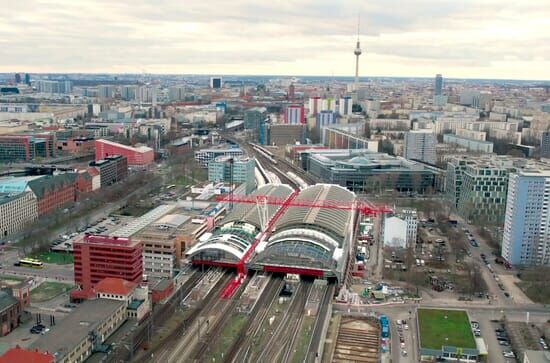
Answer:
56;137;95;154
75;170;93;196
27;174;76;216
71;235;143;301
95;139;154;166
0;288;21;337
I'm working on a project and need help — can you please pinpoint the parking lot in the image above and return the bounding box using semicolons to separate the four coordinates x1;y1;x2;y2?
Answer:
50;215;133;252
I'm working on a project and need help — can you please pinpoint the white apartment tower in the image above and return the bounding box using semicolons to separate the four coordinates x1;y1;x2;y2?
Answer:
404;130;436;164
502;170;550;266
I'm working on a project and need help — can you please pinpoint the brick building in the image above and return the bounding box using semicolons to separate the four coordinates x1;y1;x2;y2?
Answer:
27;174;76;216
56;136;95;154
75;170;94;196
95;139;154;166
0;288;21;336
71;235;143;301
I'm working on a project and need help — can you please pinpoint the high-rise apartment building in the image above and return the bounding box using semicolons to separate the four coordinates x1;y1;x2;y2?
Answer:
285;105;305;124
404;130;436;164
98;85;115;99
120;85;138;101
434;74;443;96
316;110;337;129
502;170;550;266
541;131;550;158
339;96;353;116
308;97;322;116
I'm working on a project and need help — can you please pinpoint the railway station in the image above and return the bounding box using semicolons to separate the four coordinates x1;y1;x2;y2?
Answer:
252;184;357;282
186;184;294;267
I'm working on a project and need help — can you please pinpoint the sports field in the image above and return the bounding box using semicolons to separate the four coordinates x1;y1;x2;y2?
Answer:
417;308;476;350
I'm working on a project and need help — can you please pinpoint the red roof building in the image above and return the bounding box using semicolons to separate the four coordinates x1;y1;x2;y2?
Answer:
95;277;137;297
0;346;54;363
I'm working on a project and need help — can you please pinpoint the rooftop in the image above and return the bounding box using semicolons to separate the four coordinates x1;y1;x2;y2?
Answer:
0;347;54;363
96;139;153;153
95;278;137;296
30;299;125;359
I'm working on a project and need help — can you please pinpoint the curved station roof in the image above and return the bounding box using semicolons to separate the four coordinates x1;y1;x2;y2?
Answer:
252;184;357;281
186;184;294;264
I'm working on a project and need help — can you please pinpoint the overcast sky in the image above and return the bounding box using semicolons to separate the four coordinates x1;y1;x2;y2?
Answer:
1;0;549;80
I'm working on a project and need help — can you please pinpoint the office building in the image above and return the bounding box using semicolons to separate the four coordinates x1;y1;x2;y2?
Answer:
339;96;353;116
31;299;127;363
208;155;255;185
72;235;143;299
89;155;128;187
316;110;337;129
404;130;436;164
0;134;56;161
285;105;305;124
541;131;550;158
14;73;21;84
210;77;223;89
194;147;244;167
502;170;550;266
0;191;37;237
303;149;439;193
244;107;266;129
95;139;154;166
450;156;515;224
27;174;76;216
434;74;443;96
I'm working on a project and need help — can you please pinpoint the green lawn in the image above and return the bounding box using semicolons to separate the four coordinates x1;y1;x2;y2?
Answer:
30;282;73;303
418;309;476;350
31;251;73;265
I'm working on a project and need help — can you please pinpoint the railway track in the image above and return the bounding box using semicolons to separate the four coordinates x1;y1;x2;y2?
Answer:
305;284;335;362
256;281;313;363
138;271;232;363
223;275;285;363
189;277;249;362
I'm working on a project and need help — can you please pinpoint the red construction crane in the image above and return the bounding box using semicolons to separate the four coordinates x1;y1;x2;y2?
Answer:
215;193;392;215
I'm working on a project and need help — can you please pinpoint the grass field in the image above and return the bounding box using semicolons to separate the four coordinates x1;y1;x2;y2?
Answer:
418;309;476;350
31;251;73;265
516;268;550;304
204;313;247;362
30;282;73;303
0;274;25;285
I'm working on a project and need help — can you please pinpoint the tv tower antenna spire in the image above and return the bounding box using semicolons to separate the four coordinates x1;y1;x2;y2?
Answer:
353;14;362;103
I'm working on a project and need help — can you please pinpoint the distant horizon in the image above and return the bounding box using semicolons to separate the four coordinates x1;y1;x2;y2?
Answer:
2;72;549;84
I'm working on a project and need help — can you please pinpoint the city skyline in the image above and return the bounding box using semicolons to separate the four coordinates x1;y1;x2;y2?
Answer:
1;0;549;80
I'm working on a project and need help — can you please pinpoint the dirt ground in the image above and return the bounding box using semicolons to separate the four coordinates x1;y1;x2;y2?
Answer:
499;274;533;304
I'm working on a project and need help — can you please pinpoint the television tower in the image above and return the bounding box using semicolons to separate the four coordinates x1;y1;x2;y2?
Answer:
353;15;362;103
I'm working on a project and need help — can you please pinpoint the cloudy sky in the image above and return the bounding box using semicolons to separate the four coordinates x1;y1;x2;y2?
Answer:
1;0;549;80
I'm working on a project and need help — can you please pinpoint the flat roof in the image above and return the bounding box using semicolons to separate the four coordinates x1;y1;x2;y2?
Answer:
31;299;125;359
418;308;476;350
